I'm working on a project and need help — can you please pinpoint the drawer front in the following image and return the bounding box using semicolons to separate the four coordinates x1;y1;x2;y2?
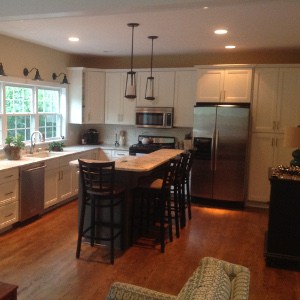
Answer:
0;180;18;206
111;150;129;159
76;151;93;160
59;154;75;167
0;168;19;183
45;157;60;170
0;201;18;229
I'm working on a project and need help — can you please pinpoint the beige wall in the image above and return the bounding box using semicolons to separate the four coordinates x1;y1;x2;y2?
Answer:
0;34;79;81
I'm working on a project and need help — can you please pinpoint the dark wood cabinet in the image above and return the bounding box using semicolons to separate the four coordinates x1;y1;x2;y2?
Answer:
265;174;300;268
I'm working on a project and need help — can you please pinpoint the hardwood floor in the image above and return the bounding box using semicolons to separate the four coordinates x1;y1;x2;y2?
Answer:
0;200;299;300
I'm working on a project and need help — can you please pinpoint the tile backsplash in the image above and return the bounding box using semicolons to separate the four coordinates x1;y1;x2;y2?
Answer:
68;123;192;148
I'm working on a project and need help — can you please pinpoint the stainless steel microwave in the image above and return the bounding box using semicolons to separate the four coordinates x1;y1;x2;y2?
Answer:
135;107;173;128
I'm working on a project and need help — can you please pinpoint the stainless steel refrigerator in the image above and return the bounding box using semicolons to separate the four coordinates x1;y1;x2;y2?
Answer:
191;102;250;205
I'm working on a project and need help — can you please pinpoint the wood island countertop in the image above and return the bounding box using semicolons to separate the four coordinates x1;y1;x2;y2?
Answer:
69;149;184;172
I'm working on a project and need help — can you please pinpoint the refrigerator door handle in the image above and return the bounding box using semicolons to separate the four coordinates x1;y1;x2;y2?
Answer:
214;129;219;171
211;129;216;171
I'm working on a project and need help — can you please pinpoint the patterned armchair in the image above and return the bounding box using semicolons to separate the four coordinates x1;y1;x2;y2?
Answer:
106;257;250;300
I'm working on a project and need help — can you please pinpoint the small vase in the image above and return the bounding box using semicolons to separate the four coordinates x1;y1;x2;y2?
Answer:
4;145;21;160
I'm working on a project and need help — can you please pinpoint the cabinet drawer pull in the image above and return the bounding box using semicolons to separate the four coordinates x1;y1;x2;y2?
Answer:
5;213;14;218
4;175;13;178
5;192;13;196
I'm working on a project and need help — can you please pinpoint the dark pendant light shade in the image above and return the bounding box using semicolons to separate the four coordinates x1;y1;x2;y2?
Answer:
23;67;42;81
0;63;7;76
52;72;70;84
145;36;158;100
125;23;139;99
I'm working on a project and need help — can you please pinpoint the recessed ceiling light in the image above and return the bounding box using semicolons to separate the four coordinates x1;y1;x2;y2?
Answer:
203;6;208;10
225;45;236;49
214;29;228;35
68;37;79;42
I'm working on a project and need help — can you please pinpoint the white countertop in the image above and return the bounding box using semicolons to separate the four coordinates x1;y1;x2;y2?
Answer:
0;145;100;171
70;149;183;172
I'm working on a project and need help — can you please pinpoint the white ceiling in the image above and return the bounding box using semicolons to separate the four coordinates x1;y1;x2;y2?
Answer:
0;0;300;57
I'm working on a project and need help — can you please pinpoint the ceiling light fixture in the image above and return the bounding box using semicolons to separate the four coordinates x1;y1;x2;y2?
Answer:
125;23;139;99
23;67;42;80
145;36;158;101
69;37;79;42
225;45;236;49
52;72;70;84
0;63;7;76
214;29;228;35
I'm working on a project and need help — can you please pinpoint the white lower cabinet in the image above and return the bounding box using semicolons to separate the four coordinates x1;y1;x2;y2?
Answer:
111;150;129;160
247;133;291;203
99;149;112;160
44;154;74;209
98;149;129;161
0;168;19;230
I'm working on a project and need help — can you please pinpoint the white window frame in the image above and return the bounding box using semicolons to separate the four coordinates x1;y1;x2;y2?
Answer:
0;76;67;147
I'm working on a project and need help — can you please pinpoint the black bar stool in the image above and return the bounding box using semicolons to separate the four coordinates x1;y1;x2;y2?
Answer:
182;151;194;224
132;158;179;253
76;159;126;264
171;153;189;234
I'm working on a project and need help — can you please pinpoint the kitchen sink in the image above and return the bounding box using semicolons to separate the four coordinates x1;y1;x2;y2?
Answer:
25;151;66;158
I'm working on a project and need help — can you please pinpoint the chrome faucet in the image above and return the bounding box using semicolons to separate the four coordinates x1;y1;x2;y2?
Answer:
30;131;44;154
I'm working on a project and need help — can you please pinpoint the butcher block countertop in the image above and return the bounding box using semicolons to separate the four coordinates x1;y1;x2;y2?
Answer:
70;149;184;172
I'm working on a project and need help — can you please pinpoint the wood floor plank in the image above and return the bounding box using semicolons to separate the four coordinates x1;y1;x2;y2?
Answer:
0;200;299;300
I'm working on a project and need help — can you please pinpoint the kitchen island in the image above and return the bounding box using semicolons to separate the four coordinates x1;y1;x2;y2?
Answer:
70;149;183;252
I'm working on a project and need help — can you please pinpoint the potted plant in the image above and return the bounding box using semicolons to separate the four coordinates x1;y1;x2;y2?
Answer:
4;135;25;160
48;141;64;152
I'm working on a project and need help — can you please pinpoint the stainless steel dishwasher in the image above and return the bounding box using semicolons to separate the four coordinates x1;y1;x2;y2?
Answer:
19;161;46;222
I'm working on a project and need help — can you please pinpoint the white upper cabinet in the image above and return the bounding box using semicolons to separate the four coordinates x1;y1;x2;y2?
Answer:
173;69;197;127
252;67;300;133
137;71;175;107
105;71;136;125
196;67;253;103
68;68;105;124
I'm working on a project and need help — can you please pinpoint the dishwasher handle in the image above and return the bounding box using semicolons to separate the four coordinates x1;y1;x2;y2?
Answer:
24;165;46;172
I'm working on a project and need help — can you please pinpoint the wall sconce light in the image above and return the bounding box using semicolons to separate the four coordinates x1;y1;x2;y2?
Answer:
145;36;158;100
125;23;139;99
52;72;70;84
23;67;42;80
0;63;7;76
284;126;300;166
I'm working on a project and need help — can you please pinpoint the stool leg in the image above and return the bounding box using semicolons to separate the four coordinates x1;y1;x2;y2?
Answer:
160;195;166;253
186;176;192;220
166;191;173;243
110;198;114;264
173;184;180;238
76;196;86;258
91;198;95;247
180;180;186;228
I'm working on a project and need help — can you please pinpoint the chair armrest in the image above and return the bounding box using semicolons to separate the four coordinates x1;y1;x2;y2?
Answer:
106;282;176;300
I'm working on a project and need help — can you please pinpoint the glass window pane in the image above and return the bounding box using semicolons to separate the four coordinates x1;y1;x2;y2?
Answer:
5;86;33;113
7;115;33;141
39;114;60;139
38;89;59;113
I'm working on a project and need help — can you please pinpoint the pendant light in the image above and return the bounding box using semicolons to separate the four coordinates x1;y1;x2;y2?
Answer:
125;23;139;99
145;36;158;100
